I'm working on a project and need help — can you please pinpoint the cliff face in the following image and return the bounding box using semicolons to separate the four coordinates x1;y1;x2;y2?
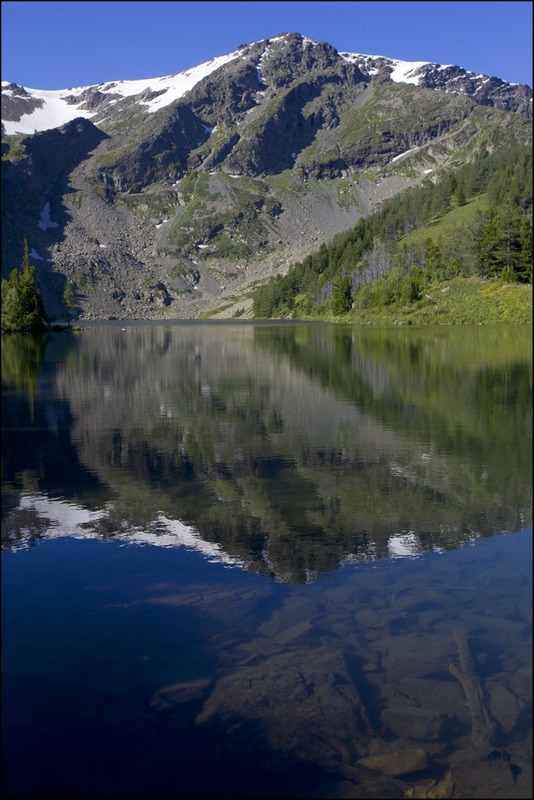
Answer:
2;33;532;320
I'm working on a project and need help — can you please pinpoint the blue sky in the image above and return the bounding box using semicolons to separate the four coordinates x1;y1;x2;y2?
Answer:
2;1;532;89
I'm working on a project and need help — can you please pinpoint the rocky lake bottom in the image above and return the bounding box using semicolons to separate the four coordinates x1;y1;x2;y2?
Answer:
2;527;531;799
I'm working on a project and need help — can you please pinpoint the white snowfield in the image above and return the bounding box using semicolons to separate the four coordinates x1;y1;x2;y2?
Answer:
1;35;477;136
1;48;242;135
339;51;441;85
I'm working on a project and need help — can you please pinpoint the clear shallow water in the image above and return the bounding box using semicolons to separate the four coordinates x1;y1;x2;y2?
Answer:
2;322;532;799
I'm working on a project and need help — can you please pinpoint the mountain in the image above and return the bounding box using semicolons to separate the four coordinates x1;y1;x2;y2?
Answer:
2;32;532;321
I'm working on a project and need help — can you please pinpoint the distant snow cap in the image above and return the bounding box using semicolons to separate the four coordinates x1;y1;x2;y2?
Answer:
2;88;94;135
389;59;433;85
340;51;432;85
1;46;244;134
96;47;244;113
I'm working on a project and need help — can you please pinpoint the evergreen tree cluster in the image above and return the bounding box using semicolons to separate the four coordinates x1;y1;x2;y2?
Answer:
1;243;52;333
253;143;532;318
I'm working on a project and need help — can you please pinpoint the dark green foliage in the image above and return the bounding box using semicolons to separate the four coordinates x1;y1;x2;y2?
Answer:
63;280;77;326
252;142;532;318
424;239;444;282
476;205;532;282
456;182;467;207
1;243;52;333
331;275;353;314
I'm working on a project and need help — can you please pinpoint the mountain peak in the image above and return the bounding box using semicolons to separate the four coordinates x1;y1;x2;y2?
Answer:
2;33;531;136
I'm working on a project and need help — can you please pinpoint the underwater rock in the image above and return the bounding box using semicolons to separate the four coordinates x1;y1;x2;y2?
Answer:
381;707;449;742
357;748;428;776
196;645;372;768
485;681;524;736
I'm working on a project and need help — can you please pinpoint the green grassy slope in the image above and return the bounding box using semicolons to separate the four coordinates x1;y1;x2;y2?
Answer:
315;275;532;325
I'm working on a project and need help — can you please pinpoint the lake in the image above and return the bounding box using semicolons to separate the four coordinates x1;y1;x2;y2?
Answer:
1;321;532;799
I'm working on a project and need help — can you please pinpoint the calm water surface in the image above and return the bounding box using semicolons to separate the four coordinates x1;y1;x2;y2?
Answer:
2;322;532;799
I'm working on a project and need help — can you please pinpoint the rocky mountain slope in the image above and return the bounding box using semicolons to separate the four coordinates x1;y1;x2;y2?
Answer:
2;33;532;320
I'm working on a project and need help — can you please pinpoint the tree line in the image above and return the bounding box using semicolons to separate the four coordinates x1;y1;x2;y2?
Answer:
252;142;532;318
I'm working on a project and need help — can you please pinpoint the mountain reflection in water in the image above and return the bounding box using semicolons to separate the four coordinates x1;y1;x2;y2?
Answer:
2;322;531;576
1;322;532;799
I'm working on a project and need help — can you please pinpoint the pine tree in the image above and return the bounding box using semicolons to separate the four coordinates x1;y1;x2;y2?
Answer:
1;242;51;333
455;183;467;207
331;275;353;315
63;280;77;327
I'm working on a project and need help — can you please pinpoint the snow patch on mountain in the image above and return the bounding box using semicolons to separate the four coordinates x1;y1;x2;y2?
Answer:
389;60;433;84
340;51;436;84
2;84;94;134
37;201;59;230
2;48;243;135
96;49;243;112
